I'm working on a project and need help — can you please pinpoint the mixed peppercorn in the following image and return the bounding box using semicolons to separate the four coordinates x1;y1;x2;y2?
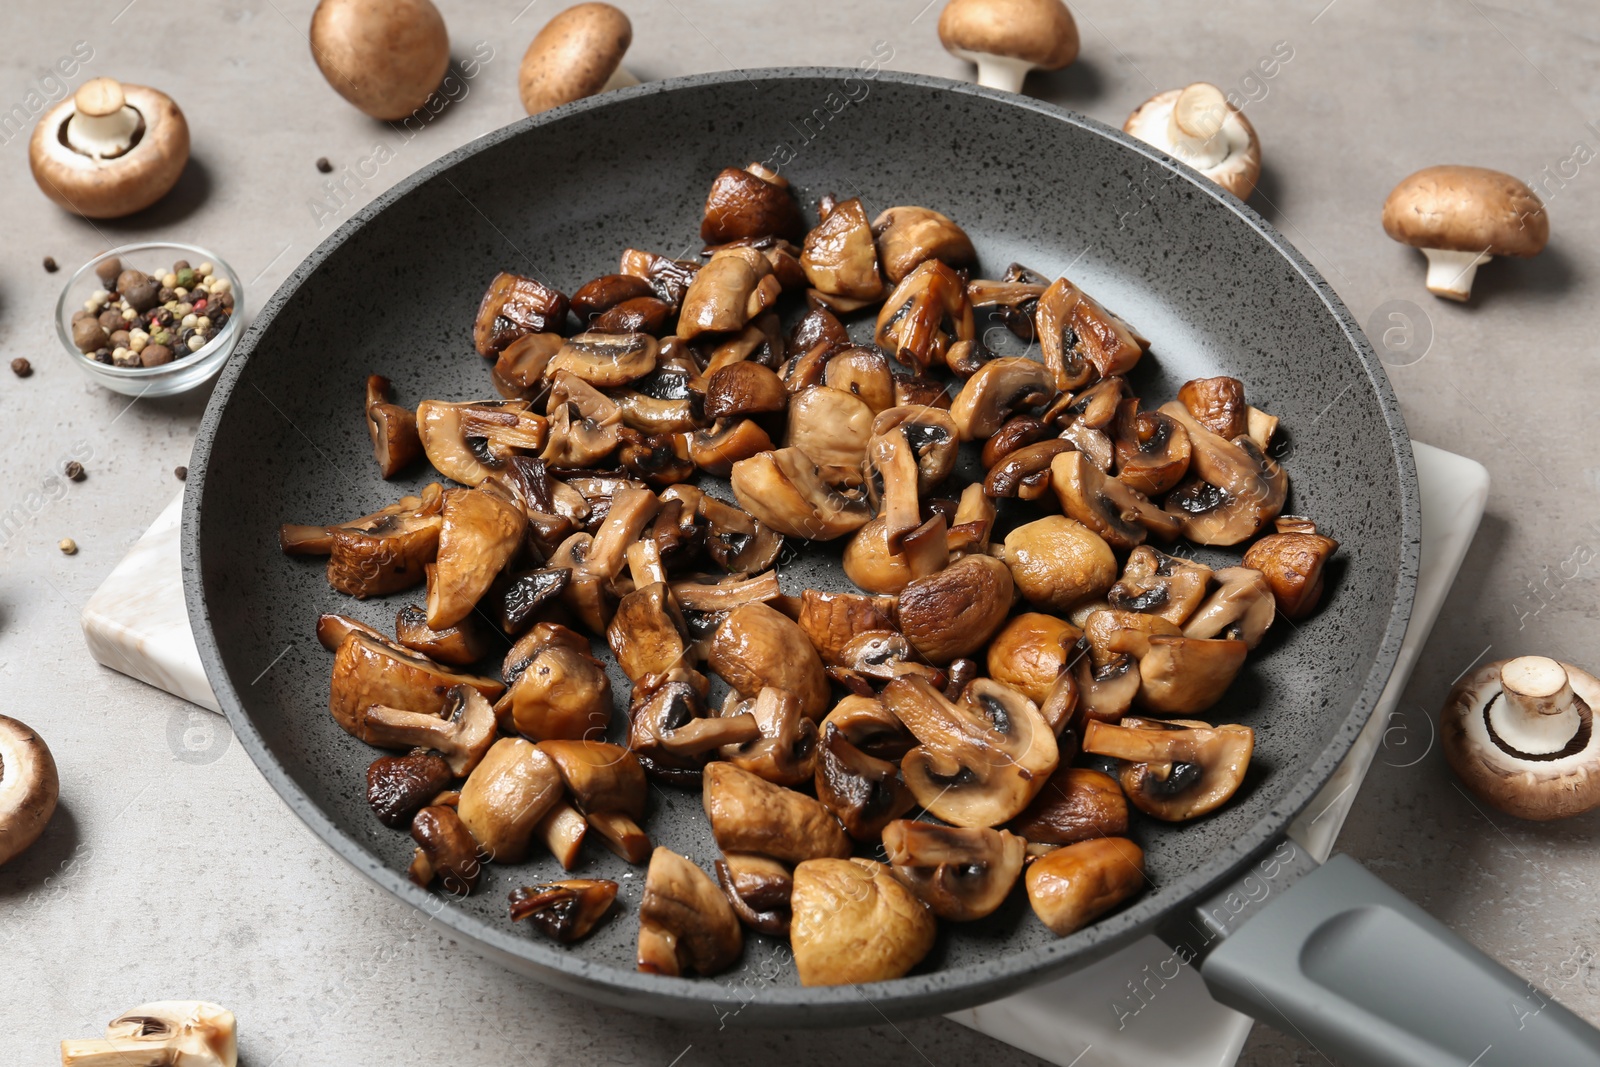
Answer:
70;254;234;368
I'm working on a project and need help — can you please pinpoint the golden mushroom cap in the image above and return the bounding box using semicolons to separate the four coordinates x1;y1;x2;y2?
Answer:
1382;165;1549;257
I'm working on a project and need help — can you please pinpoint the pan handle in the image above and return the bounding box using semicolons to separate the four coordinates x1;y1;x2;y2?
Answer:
1196;852;1600;1066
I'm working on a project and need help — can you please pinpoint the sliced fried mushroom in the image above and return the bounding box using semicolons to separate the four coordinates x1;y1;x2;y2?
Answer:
1183;566;1276;649
571;273;655;323
874;259;975;375
637;846;744;977
704;360;787;421
1160;402;1287;545
670;570;781;615
366;750;452;829
1003;516;1118;613
796;588;898;665
365;375;422;478
408;805;482;894
887;675;1058;827
1111;399;1191;495
619;247;702;308
703;761;850;863
426;487;528;630
493;333;565;400
1008;766;1129;847
897;553;1015;665
1244;517;1340;620
329;632;503;737
717;687;819;788
606;581;690;682
474;271;569;358
1035;277;1144;390
1107;546;1213;627
417;400;548;487
814;721;916;842
691;490;783;574
729;447;872;540
983;437;1075;502
700;164;806;245
824;347;896;415
1051;450;1180;550
872;405;961;493
691;419;774;477
968;262;1050;340
842;516;916;594
501;566;572;633
547;331;658;388
987;612;1081;705
949;357;1055;442
871;206;977;285
709;602;831;720
539;739;652;862
627;669;759;784
293;485;445;599
715;852;793;936
499;623;613;741
785;386;876;473
801;196;884;300
509;878;619;943
395;604;491;667
1083;716;1254;821
1025;837;1144;936
882;819;1026;921
457;738;563;864
677;246;781;341
790;858;936;986
823;693;917;760
1081;610;1246;716
536;802;589;869
361;685;498;777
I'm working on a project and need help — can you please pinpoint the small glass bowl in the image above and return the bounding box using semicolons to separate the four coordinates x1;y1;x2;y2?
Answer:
56;241;245;397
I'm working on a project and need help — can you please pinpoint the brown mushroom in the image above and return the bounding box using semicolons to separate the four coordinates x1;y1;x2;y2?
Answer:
498;623;613;741
536;802;589;869
1111;399;1191;496
677;247;782;341
500;566;572;634
949;357;1056;442
1003;516;1118;613
473;271;569;358
887;676;1058;827
365;375;422;479
795;588;898;666
801;196;885;301
968;263;1050;341
702;761;851;863
1182;566;1276;649
457;738;563;864
691;419;774;476
814;722;916;842
539;739;652;862
366;750;452;829
701;164;806;245
1244;517;1340;620
394;604;490;667
1177;376;1247;439
1025;837;1144;936
983;438;1075;502
897;553;1015;665
637;846;744;977
882;819;1026;921
1107;546;1213;627
627;669;759;784
571;273;655;323
1160;402;1286;545
606;581;690;683
1082;610;1247;716
1083;716;1254;821
417;400;548;487
790;858;936;986
309;0;448;119
715;852;793;936
31;77;190;219
938;0;1080;93
842;516;916;595
785;386;876;473
492;333;564;399
408;805;481;895
729;447;872;540
717;688;820;788
872;405;961;493
0;716;58;867
824;347;897;415
281;485;445;598
1008;766;1129;848
548;331;658;388
518;3;636;115
689;491;784;574
328;631;503;738
874;259;976;375
360;685;498;777
822;694;917;761
1051;450;1180;551
1035;277;1144;390
871;206;977;284
708;602;831;720
509;878;619;942
426;487;528;630
1382;165;1550;301
704;361;787;421
987;612;1081;706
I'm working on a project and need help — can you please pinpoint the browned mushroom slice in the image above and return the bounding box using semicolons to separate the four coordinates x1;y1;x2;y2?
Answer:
1160;402;1287;545
492;333;565;400
871;405;961;493
949;357;1056;442
1081;608;1183;670
571;273;656;323
417;399;548;487
871;205;976;284
539;739;652;863
498;623;612;741
1177;375;1248;439
617;429;696;488
610;390;699;435
701;164;806;245
704;361;787;421
1183;566;1276;649
592;296;673;336
1107;546;1213;627
582;486;660;581
1053;375;1127;431
708;602;831;720
408;805;481;895
1008;766;1129;848
686;419;769;477
987;612;1082;706
874;259;975;375
967;262;1050;339
715;687;819;788
813;721;916;842
1025;837;1145;935
329;632;503;737
800;196;884;301
983;438;1075;502
790;857;937;986
366;750;452;828
893;372;954;411
426;487;528;630
1083;716;1254;821
606;582;690;683
680;491;779;575
1035;277;1144;390
457;737;563;864
542;533;610;634
473;271;569;358
677;247;782;341
280;484;440;558
365;375;422;479
510;878;619;943
637;846;744;977
897;554;1015;665
501;566;572;633
619;247;702;309
547;331;658;388
320;486;446;599
729;447;872;541
784;386;876;475
702;761;851;863
882;820;1027;921
982;415;1050;469
841;516;914;594
361;685;498;777
1243;517;1340;620
715;852;793;936
795;589;898;666
670;570;781;614
1051;450;1179;551
1134;635;1248;715
627;669;759;785
886;675;1058;827
1112;398;1191;496
823;347;896;415
822;694;916;760
394;604;490;667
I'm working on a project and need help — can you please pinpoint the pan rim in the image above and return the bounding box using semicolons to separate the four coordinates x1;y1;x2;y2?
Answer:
183;66;1419;1020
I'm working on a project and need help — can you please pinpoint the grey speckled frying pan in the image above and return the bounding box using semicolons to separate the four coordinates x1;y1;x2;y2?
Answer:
183;70;1600;1063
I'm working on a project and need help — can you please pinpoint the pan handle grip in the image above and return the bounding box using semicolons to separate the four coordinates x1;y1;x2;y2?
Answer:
1200;853;1600;1067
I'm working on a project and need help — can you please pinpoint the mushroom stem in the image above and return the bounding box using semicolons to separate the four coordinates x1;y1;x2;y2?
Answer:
953;50;1034;93
1421;247;1493;301
1494;656;1582;755
66;79;140;159
1167;83;1229;170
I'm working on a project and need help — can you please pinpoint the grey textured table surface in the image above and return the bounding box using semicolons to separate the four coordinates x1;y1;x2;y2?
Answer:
2;2;1598;1064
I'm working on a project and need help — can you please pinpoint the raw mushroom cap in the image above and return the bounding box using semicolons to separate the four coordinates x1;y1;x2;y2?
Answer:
937;0;1080;93
30;82;190;219
519;3;636;116
1382;165;1549;301
1123;84;1261;201
0;715;59;867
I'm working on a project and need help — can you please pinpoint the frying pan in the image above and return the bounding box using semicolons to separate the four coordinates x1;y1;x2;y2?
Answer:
183;69;1600;1064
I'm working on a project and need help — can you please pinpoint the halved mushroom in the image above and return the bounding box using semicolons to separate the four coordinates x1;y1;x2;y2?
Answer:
408;805;482;894
702;761;851;863
1083;716;1254;821
1183;566;1276;649
887;675;1058;827
801;196;884;300
493;333;565;399
394;604;490;667
814;721;916;842
677;246;781;341
329;631;504;737
617;429;695;488
1111;399;1191;496
871;405;961;493
474;271;569;358
547;331;658;388
987;612;1081;706
874;259;976;374
882;819;1027;921
457;737;563;864
968;262;1050;340
1243;517;1340;620
680;490;780;575
539;739;652;863
822;693;917;760
785;386;876;473
715;852;793;936
824;347;896;415
700;164;806;245
842;516;916;594
501;566;572;633
670;570;781;615
983;437;1075;502
790;858;937;986
619;247;702;308
1002;516;1118;613
1051;450;1180;551
571;273;655;323
283;485;445;599
717;687;819;788
1035;277;1144;390
795;588;898;666
1107;546;1213;627
426;488;528;630
708;602;831;720
365;375;422;478
689;419;772;477
360;685;498;777
831;630;944;692
1081;608;1182;670
1160;402;1287;545
1025;837;1145;936
366;749;452;829
60;1000;238;1067
417;400;548;487
606;581;691;683
949;357;1055;442
1135;636;1248;715
704;360;786;422
627;668;759;784
729;447;872;540
897;553;1015;665
510;878;619;943
637;846;744;977
1176;377;1244;443
497;623;612;741
871;205;976;285
1008;766;1129;848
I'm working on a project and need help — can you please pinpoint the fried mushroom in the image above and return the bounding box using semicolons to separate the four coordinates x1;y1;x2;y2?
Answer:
702;761;851;863
1083;716;1254;821
790;858;936;986
637;846;743;977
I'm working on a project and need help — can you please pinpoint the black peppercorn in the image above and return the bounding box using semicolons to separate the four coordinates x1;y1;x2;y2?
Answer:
64;461;85;481
43;256;58;273
10;357;32;377
316;157;333;173
175;466;188;481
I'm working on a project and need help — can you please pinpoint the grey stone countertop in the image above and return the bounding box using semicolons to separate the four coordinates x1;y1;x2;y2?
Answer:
2;2;1598;1064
